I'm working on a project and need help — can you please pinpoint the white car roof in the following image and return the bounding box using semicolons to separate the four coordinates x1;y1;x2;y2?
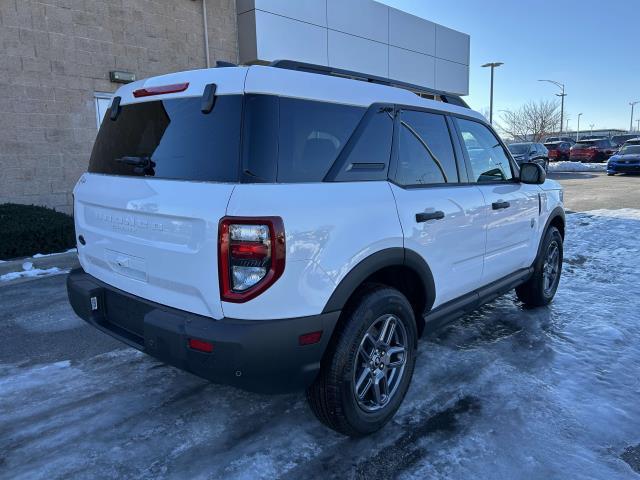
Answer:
114;65;484;122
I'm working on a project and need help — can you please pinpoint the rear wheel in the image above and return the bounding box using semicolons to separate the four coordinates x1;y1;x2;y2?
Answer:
516;226;563;306
307;285;417;436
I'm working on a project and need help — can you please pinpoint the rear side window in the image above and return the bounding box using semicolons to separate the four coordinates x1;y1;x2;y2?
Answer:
277;98;365;182
89;96;242;182
395;110;459;186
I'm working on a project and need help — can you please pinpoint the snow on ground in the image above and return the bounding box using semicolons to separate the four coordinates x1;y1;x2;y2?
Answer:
1;210;640;479
548;161;607;172
32;248;77;259
0;262;68;282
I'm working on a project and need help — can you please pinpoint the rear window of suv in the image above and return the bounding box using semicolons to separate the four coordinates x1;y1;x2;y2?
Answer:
90;94;366;184
89;96;242;182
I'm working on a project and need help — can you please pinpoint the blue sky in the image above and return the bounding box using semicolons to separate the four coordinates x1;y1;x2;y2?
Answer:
380;0;639;131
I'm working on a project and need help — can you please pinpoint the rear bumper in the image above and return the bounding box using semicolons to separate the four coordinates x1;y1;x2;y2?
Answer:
67;268;340;393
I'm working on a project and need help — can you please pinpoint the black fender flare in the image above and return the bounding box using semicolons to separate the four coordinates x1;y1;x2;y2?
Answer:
321;247;436;315
536;206;565;259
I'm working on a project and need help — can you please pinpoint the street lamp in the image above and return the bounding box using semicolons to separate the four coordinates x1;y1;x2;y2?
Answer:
590;124;595;136
482;62;504;125
539;79;567;134
576;113;583;141
630;101;640;133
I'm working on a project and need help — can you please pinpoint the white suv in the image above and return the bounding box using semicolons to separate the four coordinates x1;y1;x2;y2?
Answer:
67;62;565;436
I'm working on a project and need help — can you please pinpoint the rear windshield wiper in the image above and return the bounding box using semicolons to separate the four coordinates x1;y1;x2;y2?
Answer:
115;156;153;167
115;156;156;175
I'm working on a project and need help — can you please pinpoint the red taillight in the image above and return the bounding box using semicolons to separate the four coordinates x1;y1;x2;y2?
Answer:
133;82;189;98
218;217;285;303
188;338;213;353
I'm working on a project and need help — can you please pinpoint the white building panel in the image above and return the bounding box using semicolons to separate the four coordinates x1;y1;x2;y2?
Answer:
436;58;469;96
327;0;389;44
389;8;436;56
237;0;471;96
435;24;470;66
328;30;388;78
389;47;435;89
237;0;327;27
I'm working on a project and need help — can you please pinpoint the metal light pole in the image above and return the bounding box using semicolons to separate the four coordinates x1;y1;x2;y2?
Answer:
482;62;504;125
630;101;640;133
590;124;595;136
576;113;583;141
636;119;640;133
539;79;567;134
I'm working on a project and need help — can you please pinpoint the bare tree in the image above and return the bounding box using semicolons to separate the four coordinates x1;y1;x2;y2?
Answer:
498;100;562;142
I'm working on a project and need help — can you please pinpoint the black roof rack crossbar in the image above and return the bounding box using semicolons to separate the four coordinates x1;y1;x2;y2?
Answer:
269;60;469;109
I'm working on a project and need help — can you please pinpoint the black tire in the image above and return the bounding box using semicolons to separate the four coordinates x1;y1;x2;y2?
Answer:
516;226;563;307
306;284;418;437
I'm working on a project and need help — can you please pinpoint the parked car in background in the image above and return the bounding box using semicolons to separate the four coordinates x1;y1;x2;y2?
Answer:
611;134;640;148
508;142;549;170
544;136;575;145
544;141;571;162
608;139;640;175
569;139;617;162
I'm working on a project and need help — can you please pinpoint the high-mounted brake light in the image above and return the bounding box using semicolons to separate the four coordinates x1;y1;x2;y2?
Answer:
218;217;285;303
133;82;189;98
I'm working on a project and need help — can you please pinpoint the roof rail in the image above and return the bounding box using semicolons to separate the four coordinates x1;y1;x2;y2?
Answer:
269;60;469;109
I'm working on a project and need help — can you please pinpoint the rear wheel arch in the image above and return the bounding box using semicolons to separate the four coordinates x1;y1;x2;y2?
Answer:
322;248;435;337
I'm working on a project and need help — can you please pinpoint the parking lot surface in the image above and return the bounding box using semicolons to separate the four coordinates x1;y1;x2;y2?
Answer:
2;209;640;479
548;171;639;211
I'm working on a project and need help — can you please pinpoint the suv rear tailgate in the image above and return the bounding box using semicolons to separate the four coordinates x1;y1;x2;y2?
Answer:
74;174;233;319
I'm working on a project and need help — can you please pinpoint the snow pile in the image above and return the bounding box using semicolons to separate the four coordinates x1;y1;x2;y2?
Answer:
548;161;607;172
0;261;66;282
1;210;640;479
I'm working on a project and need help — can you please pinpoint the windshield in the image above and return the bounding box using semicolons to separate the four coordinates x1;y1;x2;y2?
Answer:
508;144;530;154
89;96;242;181
574;141;597;148
620;145;640;155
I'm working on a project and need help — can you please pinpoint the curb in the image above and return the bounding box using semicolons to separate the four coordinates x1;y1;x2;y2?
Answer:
0;251;80;278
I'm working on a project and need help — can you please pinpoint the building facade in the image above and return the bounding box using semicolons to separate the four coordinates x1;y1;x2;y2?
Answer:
0;0;468;214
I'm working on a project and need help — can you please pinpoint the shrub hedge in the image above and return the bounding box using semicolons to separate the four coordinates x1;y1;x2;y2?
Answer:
0;203;76;260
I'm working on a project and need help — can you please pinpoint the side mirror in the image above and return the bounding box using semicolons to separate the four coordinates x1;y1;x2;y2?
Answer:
520;162;546;184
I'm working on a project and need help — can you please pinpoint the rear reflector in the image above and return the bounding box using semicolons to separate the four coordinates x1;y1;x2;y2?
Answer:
299;331;323;346
133;82;189;98
188;338;213;353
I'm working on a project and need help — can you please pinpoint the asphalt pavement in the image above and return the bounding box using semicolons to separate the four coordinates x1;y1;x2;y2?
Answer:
548;171;639;211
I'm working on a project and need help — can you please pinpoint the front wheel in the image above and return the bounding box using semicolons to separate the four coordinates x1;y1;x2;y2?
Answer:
307;285;417;436
516;226;563;306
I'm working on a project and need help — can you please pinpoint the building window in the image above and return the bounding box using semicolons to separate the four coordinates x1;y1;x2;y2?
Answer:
94;92;114;129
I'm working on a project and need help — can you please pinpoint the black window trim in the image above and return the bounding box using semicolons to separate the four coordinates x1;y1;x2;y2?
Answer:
324;102;395;182
388;105;468;189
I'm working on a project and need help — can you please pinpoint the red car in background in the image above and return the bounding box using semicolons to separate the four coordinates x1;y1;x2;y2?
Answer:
544;141;571;161
569;138;617;163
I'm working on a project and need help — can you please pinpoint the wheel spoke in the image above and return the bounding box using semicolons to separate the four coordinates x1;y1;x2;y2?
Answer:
384;318;397;345
372;377;382;405
355;367;371;394
378;316;394;343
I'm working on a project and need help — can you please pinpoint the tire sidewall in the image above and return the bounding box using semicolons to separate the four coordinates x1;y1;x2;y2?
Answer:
336;289;417;435
537;227;563;301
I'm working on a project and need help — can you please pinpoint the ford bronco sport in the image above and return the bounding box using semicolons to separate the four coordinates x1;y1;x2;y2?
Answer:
67;62;565;436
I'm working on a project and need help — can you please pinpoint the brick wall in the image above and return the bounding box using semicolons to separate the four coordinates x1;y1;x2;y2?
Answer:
0;0;238;214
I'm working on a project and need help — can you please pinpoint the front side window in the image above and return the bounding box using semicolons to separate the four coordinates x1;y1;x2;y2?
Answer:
396;110;459;186
89;96;242;182
456;118;514;183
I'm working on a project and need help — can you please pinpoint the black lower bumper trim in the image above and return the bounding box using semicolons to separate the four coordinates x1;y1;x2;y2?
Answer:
67;268;340;394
